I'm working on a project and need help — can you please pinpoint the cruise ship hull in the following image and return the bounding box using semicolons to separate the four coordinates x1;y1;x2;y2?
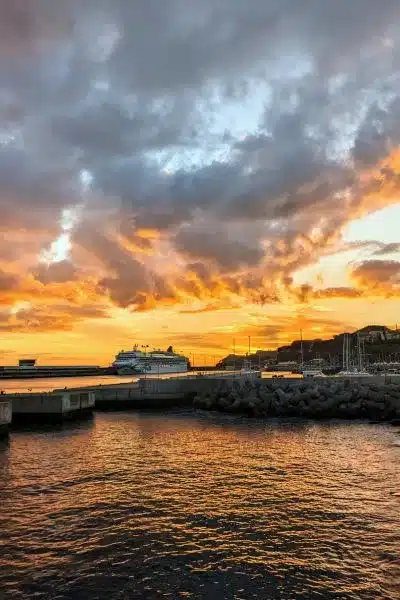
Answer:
117;363;188;375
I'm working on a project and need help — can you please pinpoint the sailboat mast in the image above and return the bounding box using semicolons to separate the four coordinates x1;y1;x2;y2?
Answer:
300;329;304;370
344;333;350;371
347;334;350;371
342;334;345;370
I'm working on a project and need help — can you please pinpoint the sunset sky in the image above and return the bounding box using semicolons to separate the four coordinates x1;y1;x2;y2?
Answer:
1;1;400;366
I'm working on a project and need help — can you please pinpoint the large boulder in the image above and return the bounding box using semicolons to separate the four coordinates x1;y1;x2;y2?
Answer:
275;388;288;403
230;398;244;412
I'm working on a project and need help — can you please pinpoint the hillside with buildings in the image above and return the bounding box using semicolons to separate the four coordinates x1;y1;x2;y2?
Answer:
216;326;400;369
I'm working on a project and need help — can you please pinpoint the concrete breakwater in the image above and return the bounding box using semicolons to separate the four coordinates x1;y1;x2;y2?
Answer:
192;377;400;422
3;372;399;425
90;372;261;409
3;390;95;425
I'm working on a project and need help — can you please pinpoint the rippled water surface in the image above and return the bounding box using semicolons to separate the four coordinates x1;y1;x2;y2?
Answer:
0;412;399;599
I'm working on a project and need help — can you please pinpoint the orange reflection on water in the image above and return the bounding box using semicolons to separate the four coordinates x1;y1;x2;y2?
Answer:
1;413;399;599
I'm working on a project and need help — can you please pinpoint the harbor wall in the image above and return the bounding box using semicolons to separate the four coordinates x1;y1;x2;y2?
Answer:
9;390;95;423
41;372;400;423
4;372;399;430
0;399;12;437
93;373;261;410
192;376;400;422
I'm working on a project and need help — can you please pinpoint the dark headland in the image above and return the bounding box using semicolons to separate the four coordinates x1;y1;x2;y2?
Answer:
216;325;400;371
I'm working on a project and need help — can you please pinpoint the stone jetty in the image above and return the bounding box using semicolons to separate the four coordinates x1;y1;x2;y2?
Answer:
79;372;261;410
192;376;400;422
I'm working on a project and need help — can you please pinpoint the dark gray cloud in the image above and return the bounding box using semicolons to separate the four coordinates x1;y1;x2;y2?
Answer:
1;1;400;307
0;145;74;232
173;223;265;270
372;242;400;256
34;260;78;284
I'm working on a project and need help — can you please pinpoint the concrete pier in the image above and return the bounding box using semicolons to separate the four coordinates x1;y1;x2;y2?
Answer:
90;371;261;410
0;398;12;437
2;371;399;425
9;389;95;424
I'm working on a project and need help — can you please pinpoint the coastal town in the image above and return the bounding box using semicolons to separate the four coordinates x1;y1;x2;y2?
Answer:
217;325;400;373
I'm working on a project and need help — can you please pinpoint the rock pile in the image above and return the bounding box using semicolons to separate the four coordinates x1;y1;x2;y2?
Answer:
193;377;400;422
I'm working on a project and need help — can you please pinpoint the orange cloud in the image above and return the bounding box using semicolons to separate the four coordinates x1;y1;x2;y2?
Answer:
0;303;109;333
350;259;400;296
353;148;400;218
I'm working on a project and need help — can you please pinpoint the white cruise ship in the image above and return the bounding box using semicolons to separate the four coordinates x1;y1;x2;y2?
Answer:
112;345;189;375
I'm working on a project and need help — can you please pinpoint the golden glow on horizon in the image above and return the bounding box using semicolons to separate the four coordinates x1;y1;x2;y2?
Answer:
1;294;399;366
1;147;399;366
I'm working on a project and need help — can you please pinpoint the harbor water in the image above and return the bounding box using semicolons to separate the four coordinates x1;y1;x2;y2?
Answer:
0;411;399;599
0;374;142;394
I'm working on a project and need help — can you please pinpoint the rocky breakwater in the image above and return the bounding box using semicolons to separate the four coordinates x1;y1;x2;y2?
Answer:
193;377;400;422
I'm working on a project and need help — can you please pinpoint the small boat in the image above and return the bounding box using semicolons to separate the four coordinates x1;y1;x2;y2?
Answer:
240;360;261;378
302;369;326;378
333;333;372;377
333;370;372;378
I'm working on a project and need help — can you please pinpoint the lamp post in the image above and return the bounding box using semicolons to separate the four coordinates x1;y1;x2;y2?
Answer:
141;345;149;379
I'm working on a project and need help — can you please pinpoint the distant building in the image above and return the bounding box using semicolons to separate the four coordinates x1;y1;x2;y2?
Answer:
18;359;36;368
357;326;400;342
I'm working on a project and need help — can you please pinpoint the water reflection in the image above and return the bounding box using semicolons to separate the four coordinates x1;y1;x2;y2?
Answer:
0;412;399;599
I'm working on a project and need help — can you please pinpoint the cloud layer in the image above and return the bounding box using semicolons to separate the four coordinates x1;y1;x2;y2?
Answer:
1;1;400;332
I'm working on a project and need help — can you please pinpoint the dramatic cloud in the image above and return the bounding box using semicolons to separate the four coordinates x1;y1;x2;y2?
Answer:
293;284;363;303
0;270;20;294
1;0;400;326
352;260;400;282
34;260;78;284
372;242;400;256
351;259;400;296
0;302;109;332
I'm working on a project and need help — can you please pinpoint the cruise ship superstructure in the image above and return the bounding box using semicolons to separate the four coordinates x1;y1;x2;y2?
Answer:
113;345;189;375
